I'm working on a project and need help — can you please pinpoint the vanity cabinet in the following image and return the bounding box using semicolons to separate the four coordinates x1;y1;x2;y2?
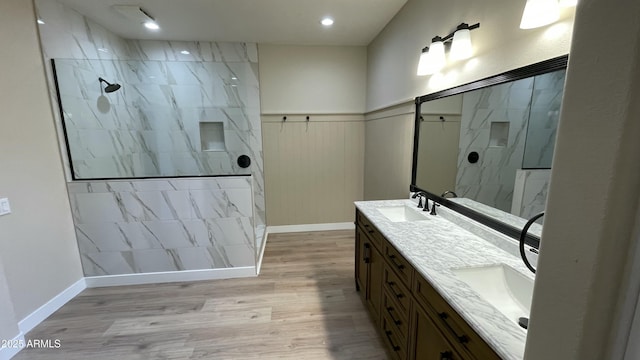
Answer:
355;213;384;322
410;304;462;360
355;209;501;360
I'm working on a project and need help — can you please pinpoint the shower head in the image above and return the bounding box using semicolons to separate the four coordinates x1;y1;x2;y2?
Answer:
99;77;121;93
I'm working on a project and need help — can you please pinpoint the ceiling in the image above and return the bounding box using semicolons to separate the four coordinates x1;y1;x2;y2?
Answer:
56;0;408;46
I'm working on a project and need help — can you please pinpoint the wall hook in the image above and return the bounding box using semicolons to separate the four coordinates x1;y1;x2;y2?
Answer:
306;116;310;121
282;115;287;122
440;116;445;122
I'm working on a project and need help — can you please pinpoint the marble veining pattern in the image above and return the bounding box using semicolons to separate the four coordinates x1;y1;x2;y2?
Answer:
511;169;550;222
455;69;565;214
68;178;255;276
522;71;566;168
456;79;533;213
355;199;536;360
36;0;266;263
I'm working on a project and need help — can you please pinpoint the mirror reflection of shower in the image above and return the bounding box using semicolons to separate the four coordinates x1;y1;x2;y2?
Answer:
98;77;121;93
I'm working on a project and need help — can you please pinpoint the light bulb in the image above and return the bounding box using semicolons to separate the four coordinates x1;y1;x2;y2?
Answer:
451;29;473;60
417;49;430;76
424;38;445;75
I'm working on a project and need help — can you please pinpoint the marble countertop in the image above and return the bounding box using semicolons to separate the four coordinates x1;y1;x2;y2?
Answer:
355;199;534;360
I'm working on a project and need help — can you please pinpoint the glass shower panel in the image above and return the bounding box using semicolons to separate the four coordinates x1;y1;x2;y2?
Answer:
52;58;260;179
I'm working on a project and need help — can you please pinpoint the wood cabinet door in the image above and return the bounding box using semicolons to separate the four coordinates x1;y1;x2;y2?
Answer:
355;226;367;293
367;242;383;321
410;305;461;360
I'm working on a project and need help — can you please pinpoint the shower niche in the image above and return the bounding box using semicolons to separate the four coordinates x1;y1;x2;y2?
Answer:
200;122;226;152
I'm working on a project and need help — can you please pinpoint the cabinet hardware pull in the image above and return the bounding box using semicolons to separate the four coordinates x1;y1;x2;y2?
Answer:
438;312;469;344
384;330;401;351
388;254;405;270
364;243;371;264
387;281;404;299
386;306;402;325
440;351;453;359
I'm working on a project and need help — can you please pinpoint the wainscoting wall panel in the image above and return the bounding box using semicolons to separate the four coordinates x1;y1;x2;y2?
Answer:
262;115;364;226
363;102;415;200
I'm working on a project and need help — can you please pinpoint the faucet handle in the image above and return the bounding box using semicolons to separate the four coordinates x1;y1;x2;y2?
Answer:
411;192;424;208
430;202;440;215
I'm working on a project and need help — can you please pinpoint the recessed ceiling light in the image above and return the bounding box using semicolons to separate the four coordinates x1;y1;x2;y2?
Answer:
144;21;160;30
37;19;45;25
321;17;334;26
180;50;190;55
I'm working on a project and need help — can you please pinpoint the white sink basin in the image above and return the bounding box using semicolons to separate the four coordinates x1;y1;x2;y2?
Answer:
377;205;430;222
452;264;533;327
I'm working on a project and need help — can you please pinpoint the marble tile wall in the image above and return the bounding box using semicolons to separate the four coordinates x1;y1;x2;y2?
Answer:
511;169;551;221
522;70;566;168
54;58;261;180
36;0;267;271
67;178;255;276
456;78;534;213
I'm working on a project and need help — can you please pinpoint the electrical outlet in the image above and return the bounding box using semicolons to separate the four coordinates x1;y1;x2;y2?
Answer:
0;198;11;216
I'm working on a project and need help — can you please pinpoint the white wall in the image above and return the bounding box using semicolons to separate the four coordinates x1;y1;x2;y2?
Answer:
0;258;19;346
259;44;367;114
0;0;83;324
525;0;640;358
366;0;575;111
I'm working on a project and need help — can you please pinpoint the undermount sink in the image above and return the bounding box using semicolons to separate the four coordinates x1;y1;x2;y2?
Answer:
377;205;430;222
452;264;533;328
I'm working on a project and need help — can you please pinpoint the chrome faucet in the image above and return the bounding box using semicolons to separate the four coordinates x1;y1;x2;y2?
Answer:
440;190;458;198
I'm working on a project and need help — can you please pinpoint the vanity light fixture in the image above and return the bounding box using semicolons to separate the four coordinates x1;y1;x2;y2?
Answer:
417;22;479;76
37;18;45;25
450;23;474;60
519;0;560;29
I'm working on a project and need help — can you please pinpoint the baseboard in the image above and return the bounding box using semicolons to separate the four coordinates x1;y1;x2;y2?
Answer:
0;332;25;360
17;278;86;336
256;230;269;275
84;266;257;288
267;222;355;234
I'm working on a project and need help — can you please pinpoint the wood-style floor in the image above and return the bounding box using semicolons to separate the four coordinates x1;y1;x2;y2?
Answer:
14;230;388;360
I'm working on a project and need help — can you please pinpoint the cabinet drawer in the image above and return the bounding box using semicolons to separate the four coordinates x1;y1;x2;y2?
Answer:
381;312;408;360
356;210;383;250
413;273;501;360
383;266;411;319
382;290;409;342
384;241;413;287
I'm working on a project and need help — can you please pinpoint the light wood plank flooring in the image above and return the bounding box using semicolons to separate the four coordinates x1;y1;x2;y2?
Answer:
14;230;388;360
